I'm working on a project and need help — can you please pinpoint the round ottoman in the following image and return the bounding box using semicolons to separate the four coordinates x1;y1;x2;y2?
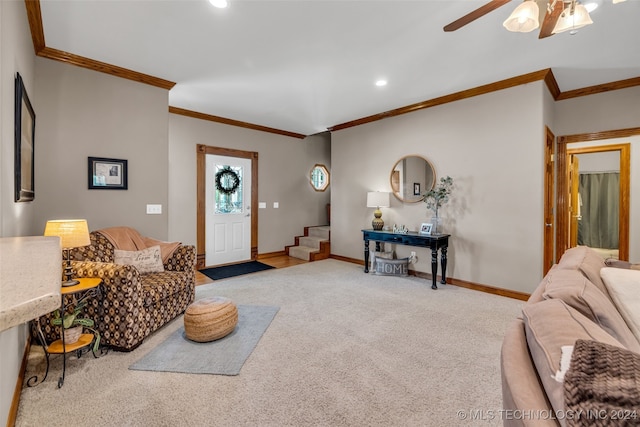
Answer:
184;296;238;342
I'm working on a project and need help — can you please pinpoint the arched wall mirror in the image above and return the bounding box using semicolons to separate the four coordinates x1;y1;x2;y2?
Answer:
390;155;436;203
310;164;330;192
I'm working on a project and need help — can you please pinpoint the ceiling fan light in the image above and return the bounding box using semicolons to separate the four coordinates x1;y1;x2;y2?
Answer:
554;3;594;34
503;1;540;33
208;0;228;8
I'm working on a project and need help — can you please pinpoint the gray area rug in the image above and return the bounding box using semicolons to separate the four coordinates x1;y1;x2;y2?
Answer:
129;305;279;375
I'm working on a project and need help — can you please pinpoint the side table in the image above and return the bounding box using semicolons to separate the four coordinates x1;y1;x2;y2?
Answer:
29;277;103;388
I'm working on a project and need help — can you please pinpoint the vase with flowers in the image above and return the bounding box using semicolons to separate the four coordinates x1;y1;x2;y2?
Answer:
422;176;453;234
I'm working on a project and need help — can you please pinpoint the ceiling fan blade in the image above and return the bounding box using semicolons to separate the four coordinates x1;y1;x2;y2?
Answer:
539;0;565;39
443;0;512;32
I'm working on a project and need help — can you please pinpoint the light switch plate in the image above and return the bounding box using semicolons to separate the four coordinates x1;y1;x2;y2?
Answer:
273;202;279;208
146;204;162;214
259;202;267;209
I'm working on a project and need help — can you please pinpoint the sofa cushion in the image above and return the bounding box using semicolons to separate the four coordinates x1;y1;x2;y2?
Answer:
522;299;625;425
141;271;190;308
114;245;164;273
556;246;609;298
542;269;640;353
564;339;640;426
601;267;640;345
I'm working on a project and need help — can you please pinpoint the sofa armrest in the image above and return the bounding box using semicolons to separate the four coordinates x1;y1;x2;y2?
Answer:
163;245;196;272
71;260;145;308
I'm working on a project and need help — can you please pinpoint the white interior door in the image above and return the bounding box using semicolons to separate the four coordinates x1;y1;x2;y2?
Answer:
205;154;252;266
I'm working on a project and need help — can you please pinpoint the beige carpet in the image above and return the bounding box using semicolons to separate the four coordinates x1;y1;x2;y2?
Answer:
17;259;522;426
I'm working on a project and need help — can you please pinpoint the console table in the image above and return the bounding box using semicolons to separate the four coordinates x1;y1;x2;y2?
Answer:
362;229;450;289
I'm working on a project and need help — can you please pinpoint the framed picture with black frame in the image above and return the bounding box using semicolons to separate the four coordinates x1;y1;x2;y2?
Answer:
88;157;128;189
14;73;36;202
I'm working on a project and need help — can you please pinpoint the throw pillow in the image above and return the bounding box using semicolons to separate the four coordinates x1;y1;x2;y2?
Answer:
601;267;640;343
542;268;640;353
114;245;164;273
522;299;625;425
370;250;394;272
374;257;409;277
564;339;640;427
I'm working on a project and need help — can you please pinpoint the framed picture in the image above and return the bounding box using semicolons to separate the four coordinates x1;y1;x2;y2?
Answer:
413;182;420;196
88;157;128;189
14;73;36;202
420;223;433;235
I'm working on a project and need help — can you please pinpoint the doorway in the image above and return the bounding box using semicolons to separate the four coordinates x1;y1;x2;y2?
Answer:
556;136;631;262
196;145;259;269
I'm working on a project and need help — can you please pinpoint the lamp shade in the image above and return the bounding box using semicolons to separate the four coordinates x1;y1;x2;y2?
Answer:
553;4;593;34
44;219;91;249
503;0;540;33
367;192;390;208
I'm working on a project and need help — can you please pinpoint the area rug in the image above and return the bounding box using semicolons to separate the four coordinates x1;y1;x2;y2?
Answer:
129;305;279;375
200;261;275;280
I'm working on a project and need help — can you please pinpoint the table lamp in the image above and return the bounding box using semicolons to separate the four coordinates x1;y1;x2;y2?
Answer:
367;191;390;230
44;219;91;287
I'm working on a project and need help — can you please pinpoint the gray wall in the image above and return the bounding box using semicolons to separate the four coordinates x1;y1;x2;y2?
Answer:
168;114;331;250
33;59;170;239
331;82;547;294
0;1;38;423
332;83;640;295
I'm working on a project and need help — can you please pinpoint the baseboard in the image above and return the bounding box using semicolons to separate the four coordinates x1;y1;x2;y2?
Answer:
257;251;286;259
330;254;530;301
8;336;31;427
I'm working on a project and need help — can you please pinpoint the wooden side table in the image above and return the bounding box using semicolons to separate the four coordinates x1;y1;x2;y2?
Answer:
29;277;102;388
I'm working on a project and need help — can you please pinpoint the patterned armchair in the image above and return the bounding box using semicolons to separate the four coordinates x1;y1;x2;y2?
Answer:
35;231;196;351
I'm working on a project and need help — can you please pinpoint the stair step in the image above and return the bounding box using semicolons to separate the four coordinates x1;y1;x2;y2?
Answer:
308;226;330;240
286;226;330;261
288;245;316;261
298;236;325;250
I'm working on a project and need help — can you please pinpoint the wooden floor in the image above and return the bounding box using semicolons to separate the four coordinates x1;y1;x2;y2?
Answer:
195;255;308;286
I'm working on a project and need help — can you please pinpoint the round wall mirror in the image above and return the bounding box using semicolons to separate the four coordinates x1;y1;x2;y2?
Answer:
390;155;436;203
310;164;330;192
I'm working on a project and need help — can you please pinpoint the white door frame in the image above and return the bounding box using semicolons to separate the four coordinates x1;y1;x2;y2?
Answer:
197;145;258;269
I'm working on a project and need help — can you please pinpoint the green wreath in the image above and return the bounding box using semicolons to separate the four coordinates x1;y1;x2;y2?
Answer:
215;166;241;195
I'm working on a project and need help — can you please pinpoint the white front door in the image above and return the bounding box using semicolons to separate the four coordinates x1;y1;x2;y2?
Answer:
205;154;252;266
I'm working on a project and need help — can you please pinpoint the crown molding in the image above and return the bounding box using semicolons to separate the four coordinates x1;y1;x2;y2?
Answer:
169;107;306;139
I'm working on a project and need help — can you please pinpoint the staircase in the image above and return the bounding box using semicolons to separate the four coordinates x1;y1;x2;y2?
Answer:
285;226;330;261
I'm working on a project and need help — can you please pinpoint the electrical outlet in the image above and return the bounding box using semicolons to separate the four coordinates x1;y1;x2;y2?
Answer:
411;251;416;257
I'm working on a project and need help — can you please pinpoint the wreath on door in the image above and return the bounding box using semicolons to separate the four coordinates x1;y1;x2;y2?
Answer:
215;166;241;195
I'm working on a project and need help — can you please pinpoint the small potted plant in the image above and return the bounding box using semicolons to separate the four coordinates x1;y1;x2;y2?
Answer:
51;293;101;352
423;176;453;234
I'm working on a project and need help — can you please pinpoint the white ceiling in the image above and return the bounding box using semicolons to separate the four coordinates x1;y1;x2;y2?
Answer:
39;0;640;136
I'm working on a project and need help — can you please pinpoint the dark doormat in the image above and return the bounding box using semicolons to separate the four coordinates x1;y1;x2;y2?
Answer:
200;261;275;281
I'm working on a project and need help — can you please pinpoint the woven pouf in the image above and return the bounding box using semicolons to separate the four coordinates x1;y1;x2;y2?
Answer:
184;296;238;342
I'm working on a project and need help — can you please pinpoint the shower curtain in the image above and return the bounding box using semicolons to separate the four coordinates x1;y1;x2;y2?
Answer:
577;172;619;249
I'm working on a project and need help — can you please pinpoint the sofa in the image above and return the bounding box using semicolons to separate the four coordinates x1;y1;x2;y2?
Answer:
501;246;640;427
36;229;196;351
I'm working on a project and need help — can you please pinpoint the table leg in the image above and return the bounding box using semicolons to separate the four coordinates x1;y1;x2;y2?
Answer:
364;240;370;273
440;246;448;284
431;248;438;290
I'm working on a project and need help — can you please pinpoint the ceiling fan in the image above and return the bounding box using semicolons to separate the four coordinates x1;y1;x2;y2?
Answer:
443;0;622;39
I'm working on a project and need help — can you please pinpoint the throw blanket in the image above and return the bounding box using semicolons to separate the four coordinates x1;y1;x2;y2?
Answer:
97;226;181;263
563;339;640;427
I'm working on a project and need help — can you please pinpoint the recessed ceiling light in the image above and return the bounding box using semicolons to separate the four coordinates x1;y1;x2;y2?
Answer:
375;79;387;87
209;0;228;8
